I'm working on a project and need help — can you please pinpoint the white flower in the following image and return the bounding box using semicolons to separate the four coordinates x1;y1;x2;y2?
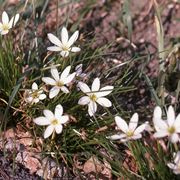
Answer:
25;82;46;104
42;66;76;99
78;77;114;116
0;11;19;35
34;104;69;138
168;151;180;174
75;64;86;80
47;27;81;57
109;113;146;142
153;106;180;143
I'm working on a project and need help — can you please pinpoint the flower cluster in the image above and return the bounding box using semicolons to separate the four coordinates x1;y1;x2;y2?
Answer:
107;105;180;175
3;10;180;176
19;26;114;139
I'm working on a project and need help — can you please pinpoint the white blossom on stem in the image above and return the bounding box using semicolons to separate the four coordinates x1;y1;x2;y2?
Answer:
109;113;147;142
78;77;113;116
42;66;76;99
153;106;180;143
25;82;46;104
168;151;180;174
0;11;19;35
34;104;69;138
47;27;80;57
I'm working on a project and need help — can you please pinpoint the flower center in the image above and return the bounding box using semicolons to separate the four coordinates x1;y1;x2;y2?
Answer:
56;81;64;87
168;126;176;134
90;94;97;101
1;24;9;31
62;45;70;51
32;91;39;98
51;119;58;125
126;131;134;137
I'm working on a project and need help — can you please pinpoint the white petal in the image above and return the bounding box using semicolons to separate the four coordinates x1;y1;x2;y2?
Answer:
44;125;54;138
96;97;112;107
174;151;180;164
55;124;63;134
61;27;69;44
2;11;9;24
129;113;139;131
167;106;175;126
134;123;146;135
39;94;46;100
71;47;81;52
43;110;54;120
68;30;79;46
9;14;19;28
42;77;56;86
60;86;69;93
78;96;90;105
96;86;114;97
33;98;39;103
153;106;162;126
153;119;168;131
47;46;61;52
51;67;59;82
32;82;38;90
60;51;69;57
108;134;126;140
91;78;100;92
115;116;128;133
47;33;62;47
60;66;71;79
26;96;33;103
34;117;51;125
0;30;9;35
170;133;179;143
49;86;60;98
153;131;168;138
55;104;63;119
75;64;82;73
78;82;91;93
167;163;175;170
60;115;69;124
132;134;142;140
88;101;97;116
174;114;180;131
64;73;76;84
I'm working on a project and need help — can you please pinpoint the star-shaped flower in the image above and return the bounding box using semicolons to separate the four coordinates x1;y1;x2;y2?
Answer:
0;11;19;35
25;82;46;104
153;106;180;143
168;151;180;174
42;66;76;99
78;78;114;116
109;113;147;142
34;104;69;138
47;27;80;57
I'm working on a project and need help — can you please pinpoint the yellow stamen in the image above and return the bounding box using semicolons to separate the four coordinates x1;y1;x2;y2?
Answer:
90;94;97;101
32;91;39;98
126;131;134;137
56;81;64;87
51;119;58;125
62;45;70;51
1;24;9;31
168;126;176;134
